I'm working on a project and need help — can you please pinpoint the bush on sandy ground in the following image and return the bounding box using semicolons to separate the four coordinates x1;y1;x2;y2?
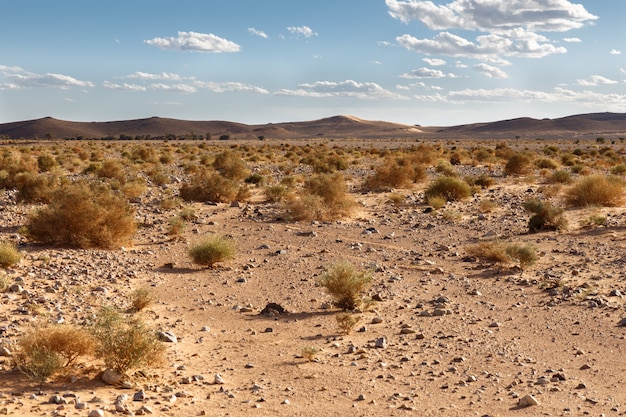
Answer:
90;306;165;375
96;159;128;184
0;241;21;268
547;170;573;184
26;181;136;249
319;261;373;311
424;176;472;203
264;184;291;203
285;173;355;221
179;170;244;203
130;287;155;312
504;153;533;176
564;175;625;207
335;313;360;335
363;157;426;190
468;240;537;269
212;150;250;181
14;324;95;388
523;199;568;233
14;172;60;203
188;234;236;268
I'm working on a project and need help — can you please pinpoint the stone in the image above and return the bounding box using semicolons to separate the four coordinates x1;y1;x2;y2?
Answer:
374;337;387;349
133;390;146;401
88;410;105;417
518;394;539;407
214;373;225;384
101;368;124;385
158;331;177;343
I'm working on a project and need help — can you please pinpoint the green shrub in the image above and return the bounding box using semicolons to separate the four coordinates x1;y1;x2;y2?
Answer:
0;241;21;268
335;313;360;335
523;199;568;233
424;176;472;203
26;181;136;249
188;234;236;268
318;261;372;311
90;306;165;374
564;176;625;207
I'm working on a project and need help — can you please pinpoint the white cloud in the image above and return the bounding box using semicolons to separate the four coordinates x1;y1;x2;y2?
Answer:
103;81;147;91
193;81;269;94
386;1;596;61
286;26;317;38
563;37;581;43
423;57;446;66
125;71;183;81
575;75;618;86
0;65;93;89
248;28;268;39
150;83;197;93
275;80;408;100
610;49;622;55
400;67;458;79
473;63;508;78
386;0;597;32
145;31;240;53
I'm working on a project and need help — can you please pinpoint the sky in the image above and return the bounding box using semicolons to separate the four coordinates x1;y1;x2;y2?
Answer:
1;0;625;126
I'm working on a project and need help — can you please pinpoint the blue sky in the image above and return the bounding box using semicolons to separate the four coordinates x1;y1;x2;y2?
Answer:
1;0;625;126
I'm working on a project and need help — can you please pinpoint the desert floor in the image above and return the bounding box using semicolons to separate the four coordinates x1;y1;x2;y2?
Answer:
1;138;625;417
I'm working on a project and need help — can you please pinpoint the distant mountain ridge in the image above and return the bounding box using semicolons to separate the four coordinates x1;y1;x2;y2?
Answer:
2;112;626;140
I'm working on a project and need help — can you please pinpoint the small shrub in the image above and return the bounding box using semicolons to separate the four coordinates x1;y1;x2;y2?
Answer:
130;287;154;312
579;212;607;228
505;243;537;270
264;184;290;203
96;159;127;184
14;172;58;203
0;241;21;268
37;154;57;172
319;261;372;311
504;153;533;176
424;176;472;203
244;172;265;185
26;181;136;249
335;313;360;335
90;306;165;374
468;240;537;269
188;234;236;268
301;346;319;362
363;157;426;191
285;173;355;221
426;194;447;210
535;158;558;170
212;150;249;181
166;216;186;237
564;176;625;207
180;171;242;203
464;173;496;189
610;164;626;176
386;193;405;207
547;170;572;184
477;199;498;213
523;199;568;233
14;345;63;389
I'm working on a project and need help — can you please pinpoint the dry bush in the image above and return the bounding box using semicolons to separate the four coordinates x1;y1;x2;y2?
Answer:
37;154;57;172
26;181;136;249
212;150;250;181
0;153;38;189
535;158;559;170
14;345;62;389
285;173;355;221
166;216;186;237
188;234;236;268
130;287;154;312
300;346;319;362
426;194;447;209
464;173;496;189
610;164;626;176
564;175;625;207
364;157;426;190
504;153;533;176
122;179;147;200
264;184;291;203
523;199;568;233
468;240;537;269
90;306;165;374
547;170;573;184
96;159;127;184
319;261;372;311
0;241;21;268
335;313;360;335
14;172;59;203
424;176;472;203
180;170;243;203
477;199;498;213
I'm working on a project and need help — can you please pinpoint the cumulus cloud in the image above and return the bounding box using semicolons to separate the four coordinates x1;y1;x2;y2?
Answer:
473;63;508;78
193;81;269;94
103;81;147;91
0;65;93;89
275;80;408;100
423;57;446;66
286;26;318;38
400;67;458;78
575;75;618;86
145;31;240;53
386;0;596;61
386;0;597;32
610;49;622;55
248;28;268;39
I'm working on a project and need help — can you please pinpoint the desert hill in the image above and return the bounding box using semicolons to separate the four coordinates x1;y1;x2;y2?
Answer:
2;112;626;140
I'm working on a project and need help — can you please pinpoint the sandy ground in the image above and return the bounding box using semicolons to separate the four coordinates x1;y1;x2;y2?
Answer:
1;141;626;417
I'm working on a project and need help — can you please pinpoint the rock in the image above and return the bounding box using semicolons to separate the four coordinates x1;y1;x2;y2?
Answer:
88;410;105;417
158;331;177;343
518;394;539;407
214;373;225;384
371;317;383;324
618;317;626;327
133;391;146;401
101;368;124;385
48;395;65;404
136;405;154;415
260;303;287;315
374;337;387;349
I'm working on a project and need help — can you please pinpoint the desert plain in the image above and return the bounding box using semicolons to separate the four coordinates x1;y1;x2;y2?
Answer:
0;116;625;417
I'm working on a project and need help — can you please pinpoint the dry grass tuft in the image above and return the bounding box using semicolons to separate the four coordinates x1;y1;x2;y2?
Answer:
0;241;21;268
564;175;625;207
188;234;237;268
319;261;372;311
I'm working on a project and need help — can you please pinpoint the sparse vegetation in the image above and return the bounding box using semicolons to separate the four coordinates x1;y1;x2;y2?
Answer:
424;176;472;203
26;181;136;249
564;175;625;207
188;234;236;268
318;261;372;311
301;346;319;362
130;287;154;312
0;241;21;268
335;313;360;335
468;240;538;269
523;199;568;233
285;173;355;221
